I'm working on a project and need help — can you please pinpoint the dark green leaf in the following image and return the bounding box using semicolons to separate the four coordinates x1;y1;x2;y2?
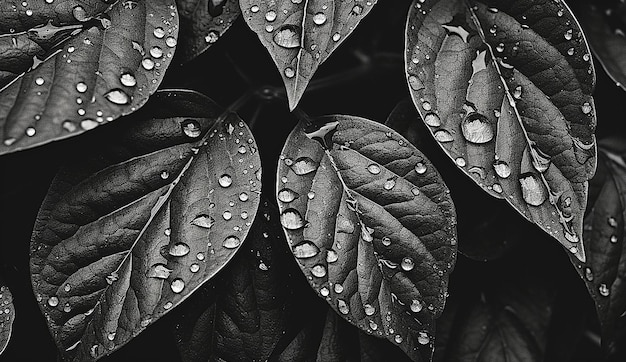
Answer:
176;0;240;62
405;0;597;263
30;90;262;361
0;0;179;155
174;199;296;362
568;138;626;349
276;115;457;361
573;1;626;91
239;0;378;109
0;278;15;356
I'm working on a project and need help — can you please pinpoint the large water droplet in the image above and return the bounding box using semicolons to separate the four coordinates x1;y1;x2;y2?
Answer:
120;72;137;87
364;304;375;316
311;264;327;278
72;6;90;22
170;279;185;294
461;113;493;144
273;25;301;48
147;263;173;279
326;249;338;263
218;174;233;187
281;209;305;229
278;188;299;203
493;160;511;178
168;243;191;257
313;12;327;25
519;173;547;206
104;89;130;105
290;157;319;175
417;331;430;345
181;119;201;138
424;113;441;127
191;214;214;229
292;241;320;259
434;129;454;143
47;296;59;307
265;10;277;21
410;299;423;313
223;235;241;249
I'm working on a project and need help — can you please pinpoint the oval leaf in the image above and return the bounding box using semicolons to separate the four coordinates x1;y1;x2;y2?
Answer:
239;0;378;109
0;0;179;155
574;2;626;90
176;0;240;62
276;115;457;361
0;279;15;356
405;0;597;262
30;90;262;360
569;140;626;348
174;199;296;362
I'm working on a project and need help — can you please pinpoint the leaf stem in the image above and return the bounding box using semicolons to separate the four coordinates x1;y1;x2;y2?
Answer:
292;107;313;126
246;103;264;130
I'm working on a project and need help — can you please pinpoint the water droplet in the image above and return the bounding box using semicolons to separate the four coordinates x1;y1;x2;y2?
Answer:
160;171;169;180
394;335;403;344
408;75;424;91
434;129;453;143
284;67;295;78
163;301;173;310
599;283;610;297
222;211;232;220
104;89;131;105
364;304;375;316
150;46;163;59
265;10;277;21
382;236;391;246
326;250;338;263
332;32;341;41
153;27;165;38
367;164;381;174
273;25;301;48
410;299;423;313
168;243;190;257
361;225;374;242
337;299;349;314
424;113;441;127
170;279;185;294
584;267;593;281
608;217;618;227
191;214;214;229
250;5;259;13
320;287;330;297
512;86;522;99
142;58;155;70
291;157;319;175
293;241;320;259
493;160;511;178
311;264;327;278
166;37;177;48
204;30;219;43
530;145;551;173
496;43;505;52
422;101;432;111
80;119;98;130
334;283;344;293
147;263;172;279
190;263;200;273
35;77;45;86
278;188;299;203
72;6;90;22
417;331;430;345
196;252;205;261
519;173;547;206
461;113;493;144
610;235;618;243
352;5;363;15
223;235;241;249
564;29;573;40
455;157;466;167
218;174;233;187
76;82;88;93
401;257;414;271
384;178;396;190
120;72;137;87
239;192;249;202
47;296;59;307
106;332;115;341
313;12;327;25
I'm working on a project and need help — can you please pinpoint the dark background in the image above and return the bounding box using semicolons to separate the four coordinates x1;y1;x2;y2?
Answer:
1;1;624;360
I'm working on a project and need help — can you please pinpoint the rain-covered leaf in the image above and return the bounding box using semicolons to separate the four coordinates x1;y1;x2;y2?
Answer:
405;0;597;263
0;279;15;356
174;199;296;362
435;260;556;362
0;0;179;155
30;90;262;361
573;1;626;91
176;0;240;62
239;0;378;109
569;138;626;349
276;115;457;361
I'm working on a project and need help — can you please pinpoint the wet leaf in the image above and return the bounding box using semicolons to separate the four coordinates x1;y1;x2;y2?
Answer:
0;0;179;155
0;279;15;356
277;115;457;361
176;0;240;62
239;0;378;110
573;2;626;91
174;199;296;362
405;0;597;263
568;138;626;349
30;90;262;361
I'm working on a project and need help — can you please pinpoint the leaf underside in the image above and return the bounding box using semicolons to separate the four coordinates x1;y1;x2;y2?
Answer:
574;2;626;91
30;90;262;361
570;141;626;348
0;0;178;155
0;280;15;356
276;115;457;361
176;0;240;62
405;0;597;263
174;199;295;362
239;0;378;110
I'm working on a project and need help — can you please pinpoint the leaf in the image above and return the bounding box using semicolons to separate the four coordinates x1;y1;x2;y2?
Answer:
0;279;15;356
29;90;262;361
434;258;556;362
568;138;626;349
276;115;457;361
0;0;179;155
176;0;241;62
573;2;626;91
405;0;597;263
239;0;378;110
174;199;297;362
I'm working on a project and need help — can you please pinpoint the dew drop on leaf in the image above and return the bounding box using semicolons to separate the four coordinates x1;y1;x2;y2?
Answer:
417;331;430;345
223;235;241;249
364;304;375;316
519;173;547;206
170;279;185;294
168;243;191;257
278;188;299;203
410;299;423;313
434;129;454;143
290;157;319;175
104;89;131;105
120;72;137;87
273;25;301;48
367;164;381;174
415;162;427;174
191;214;214;229
292;241;320;259
424;113;441;127
337;299;349;314
313;12;327;25
311;264;327;278
493;160;511;178
181;119;201;138
599;283;610;297
401;257;415;271
218;174;233;188
47;296;59;307
461;113;493;144
147;263;172;279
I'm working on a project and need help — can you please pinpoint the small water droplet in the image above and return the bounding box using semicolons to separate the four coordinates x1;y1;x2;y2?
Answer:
191;214;214;229
364;304;375;316
334;283;343;293
584;267;593;281
311;264;327;278
382;236;392;246
564;29;573;40
384;178;396;190
455;157;466;167
160;171;169;180
293;241;320;259
284;67;295;78
120;72;137;87
190;263;200;273
72;5;90;22
47;296;59;307
142;58;155;70
519;173;546;206
417;331;430;345
410;299;423;313
147;263;173;279
218;174;233;187
35;77;45;86
326;249;338;263
608;217;618;228
424;113;441;127
153;27;166;38
222;210;232;220
512;86;522;99
107;332;116;341
337;299;349;314
223;235;241;249
290;157;319;175
170;279;185;294
273;25;301;48
493;160;511;178
104;89;131;105
265;10;277;21
610;235;618;243
313;12;327;25
401;257;414;271
168;243;190;257
164;301;173;310
320;287;330;297
166;36;177;48
196;252;205;261
278;188;299;203
76;82;88;93
599;283;610;297
367;164;381;174
434;129;454;143
394;335;403;343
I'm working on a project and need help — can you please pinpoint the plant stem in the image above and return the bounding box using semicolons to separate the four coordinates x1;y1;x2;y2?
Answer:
247;103;264;130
